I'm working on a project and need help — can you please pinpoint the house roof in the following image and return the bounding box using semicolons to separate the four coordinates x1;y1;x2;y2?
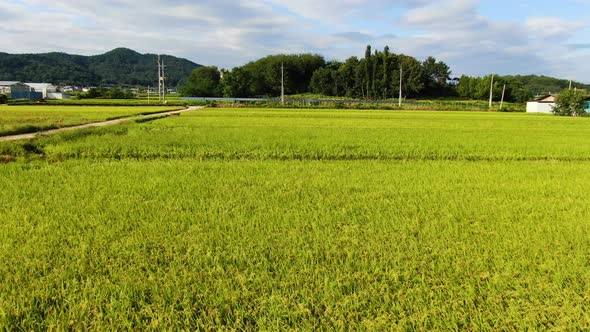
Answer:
0;81;22;87
25;83;55;90
533;94;558;102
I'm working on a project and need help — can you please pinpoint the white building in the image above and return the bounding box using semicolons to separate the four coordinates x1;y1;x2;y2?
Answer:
526;95;556;114
24;83;70;99
25;83;57;99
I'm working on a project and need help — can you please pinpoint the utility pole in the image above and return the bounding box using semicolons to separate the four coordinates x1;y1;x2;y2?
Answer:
569;80;572;90
161;58;166;103
157;55;167;103
281;62;285;105
158;55;162;103
500;84;506;109
147;85;150;104
399;66;403;107
488;74;494;109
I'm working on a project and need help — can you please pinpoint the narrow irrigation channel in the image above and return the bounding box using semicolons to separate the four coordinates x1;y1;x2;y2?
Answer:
0;106;204;142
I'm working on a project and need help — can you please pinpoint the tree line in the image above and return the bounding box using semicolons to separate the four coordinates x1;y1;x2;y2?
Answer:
182;54;325;98
78;87;135;99
182;45;590;103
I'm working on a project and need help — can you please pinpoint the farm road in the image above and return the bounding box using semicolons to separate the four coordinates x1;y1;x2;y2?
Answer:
0;106;204;142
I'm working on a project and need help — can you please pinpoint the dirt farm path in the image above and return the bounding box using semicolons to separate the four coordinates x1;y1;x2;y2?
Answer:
0;106;204;142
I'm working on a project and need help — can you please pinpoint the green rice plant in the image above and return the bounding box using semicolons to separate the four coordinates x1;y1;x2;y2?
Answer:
1;160;589;330
1;108;589;330
7;108;586;163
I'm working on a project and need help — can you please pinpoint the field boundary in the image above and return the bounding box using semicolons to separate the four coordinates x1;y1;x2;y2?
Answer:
0;106;204;142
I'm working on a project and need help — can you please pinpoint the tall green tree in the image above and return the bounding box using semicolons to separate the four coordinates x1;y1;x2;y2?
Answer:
364;45;372;99
181;66;222;97
382;46;390;99
422;56;451;96
236;54;325;97
339;57;359;97
222;67;253;97
371;50;380;98
396;55;424;97
310;67;335;96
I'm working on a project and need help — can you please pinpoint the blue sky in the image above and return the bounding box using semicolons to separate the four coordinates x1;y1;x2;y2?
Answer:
1;0;589;82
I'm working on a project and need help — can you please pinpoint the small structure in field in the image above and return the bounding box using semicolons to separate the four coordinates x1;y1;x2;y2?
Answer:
526;94;557;114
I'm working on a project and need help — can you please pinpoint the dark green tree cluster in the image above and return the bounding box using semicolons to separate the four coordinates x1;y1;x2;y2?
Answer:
225;54;325;97
183;46;450;99
181;66;222;97
456;75;533;103
182;54;325;98
78;87;135;99
180;45;590;102
309;46;450;99
0;94;7;104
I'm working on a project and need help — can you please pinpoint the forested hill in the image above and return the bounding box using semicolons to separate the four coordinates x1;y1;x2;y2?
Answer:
502;75;590;95
0;48;201;87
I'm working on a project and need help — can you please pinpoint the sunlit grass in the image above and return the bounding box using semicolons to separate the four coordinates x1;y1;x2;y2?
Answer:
1;108;589;330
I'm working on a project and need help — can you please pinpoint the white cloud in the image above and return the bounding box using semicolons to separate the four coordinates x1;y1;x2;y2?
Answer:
525;17;584;41
401;0;481;29
0;0;588;81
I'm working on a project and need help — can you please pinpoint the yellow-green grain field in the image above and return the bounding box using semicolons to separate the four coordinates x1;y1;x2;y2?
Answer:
0;108;589;330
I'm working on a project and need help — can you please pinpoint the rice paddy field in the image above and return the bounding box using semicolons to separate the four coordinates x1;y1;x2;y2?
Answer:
0;105;183;136
1;108;590;330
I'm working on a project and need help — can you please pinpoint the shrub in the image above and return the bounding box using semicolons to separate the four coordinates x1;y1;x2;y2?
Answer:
553;90;589;117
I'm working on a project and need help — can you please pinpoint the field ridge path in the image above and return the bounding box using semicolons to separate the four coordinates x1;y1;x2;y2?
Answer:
0;106;204;142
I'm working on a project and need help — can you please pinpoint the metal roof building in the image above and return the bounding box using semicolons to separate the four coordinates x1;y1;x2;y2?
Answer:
25;83;57;99
0;81;43;100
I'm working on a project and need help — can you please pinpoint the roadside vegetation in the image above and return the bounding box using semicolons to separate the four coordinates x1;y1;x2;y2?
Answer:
1;108;590;329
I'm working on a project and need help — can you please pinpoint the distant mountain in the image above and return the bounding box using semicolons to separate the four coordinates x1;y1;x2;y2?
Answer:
0;48;201;87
